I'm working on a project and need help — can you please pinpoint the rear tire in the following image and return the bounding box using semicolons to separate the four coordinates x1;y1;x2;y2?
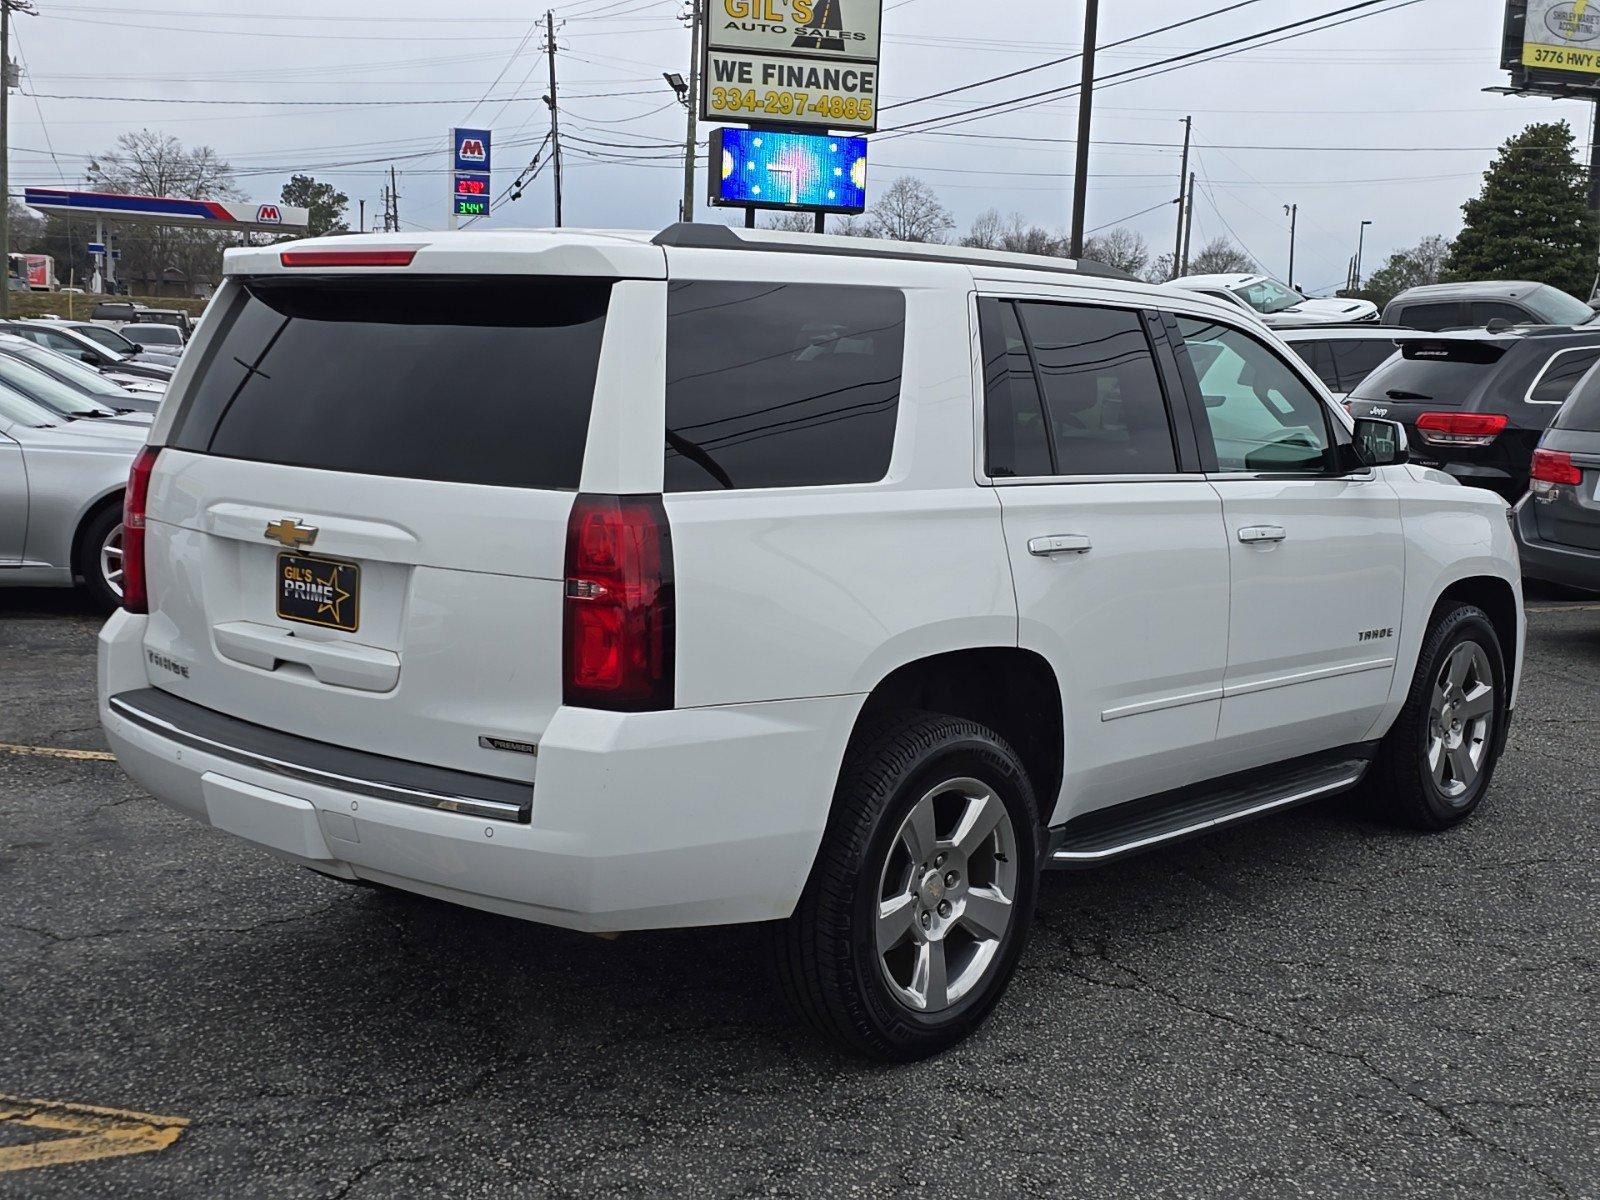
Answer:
772;710;1040;1061
1365;604;1507;831
76;504;124;615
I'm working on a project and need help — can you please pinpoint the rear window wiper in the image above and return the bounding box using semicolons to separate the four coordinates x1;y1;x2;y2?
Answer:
1385;388;1432;401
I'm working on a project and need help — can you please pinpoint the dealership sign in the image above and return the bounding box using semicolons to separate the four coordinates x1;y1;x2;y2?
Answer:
709;127;867;213
702;0;883;132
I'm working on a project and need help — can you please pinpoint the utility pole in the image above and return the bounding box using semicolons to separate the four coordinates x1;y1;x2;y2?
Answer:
1180;171;1196;276
546;10;563;228
1284;203;1298;289
358;198;365;233
0;1;17;316
1067;0;1099;258
681;0;701;223
1171;115;1191;281
389;166;400;231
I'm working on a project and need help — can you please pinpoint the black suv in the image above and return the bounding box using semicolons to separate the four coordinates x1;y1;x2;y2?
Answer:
1514;370;1600;593
1381;281;1597;331
1345;327;1600;500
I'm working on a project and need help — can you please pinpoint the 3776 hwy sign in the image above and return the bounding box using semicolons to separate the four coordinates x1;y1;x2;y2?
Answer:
702;0;883;132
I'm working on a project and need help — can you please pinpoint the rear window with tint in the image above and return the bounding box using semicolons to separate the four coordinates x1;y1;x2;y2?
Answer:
1529;347;1600;404
663;281;904;491
170;277;611;489
1349;355;1496;406
1555;371;1600;429
1394;302;1464;331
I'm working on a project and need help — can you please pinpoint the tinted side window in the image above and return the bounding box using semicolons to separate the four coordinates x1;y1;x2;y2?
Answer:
1287;340;1341;389
1397;302;1465;331
978;299;1052;478
1328;339;1398;391
1471;302;1532;326
1178;318;1333;473
1015;302;1177;475
664;281;905;491
1529;347;1600;404
1554;371;1600;429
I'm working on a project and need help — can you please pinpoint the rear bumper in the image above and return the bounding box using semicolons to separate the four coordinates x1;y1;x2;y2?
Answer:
1513;498;1600;593
99;610;861;932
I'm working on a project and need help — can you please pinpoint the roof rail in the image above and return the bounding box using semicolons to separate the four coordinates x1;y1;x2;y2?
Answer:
651;222;1135;281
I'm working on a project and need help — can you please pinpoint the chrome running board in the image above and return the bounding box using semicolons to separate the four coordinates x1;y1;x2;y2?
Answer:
1048;752;1372;868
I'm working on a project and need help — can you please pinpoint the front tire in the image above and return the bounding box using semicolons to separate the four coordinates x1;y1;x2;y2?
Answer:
1366;604;1507;830
772;710;1040;1061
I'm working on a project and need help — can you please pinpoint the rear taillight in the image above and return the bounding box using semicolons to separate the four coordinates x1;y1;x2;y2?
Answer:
1530;447;1583;495
1414;411;1508;447
562;494;674;711
122;445;160;613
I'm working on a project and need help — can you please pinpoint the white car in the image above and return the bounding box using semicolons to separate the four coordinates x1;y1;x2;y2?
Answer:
1276;326;1439;403
1172;273;1379;328
99;226;1523;1060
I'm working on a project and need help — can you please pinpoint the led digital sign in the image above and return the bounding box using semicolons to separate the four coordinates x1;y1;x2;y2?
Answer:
453;197;489;218
709;127;867;214
454;172;491;197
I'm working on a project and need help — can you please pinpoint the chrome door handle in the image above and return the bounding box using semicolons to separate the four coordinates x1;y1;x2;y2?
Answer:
1238;525;1287;544
1028;534;1093;557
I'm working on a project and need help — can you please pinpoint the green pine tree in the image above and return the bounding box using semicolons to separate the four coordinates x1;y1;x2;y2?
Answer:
1447;121;1598;300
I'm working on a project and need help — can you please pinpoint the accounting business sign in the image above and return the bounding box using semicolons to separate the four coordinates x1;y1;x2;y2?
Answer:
1521;0;1600;74
702;0;883;132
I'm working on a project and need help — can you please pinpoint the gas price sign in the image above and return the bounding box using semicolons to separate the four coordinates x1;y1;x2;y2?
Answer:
709;127;866;214
453;171;491;218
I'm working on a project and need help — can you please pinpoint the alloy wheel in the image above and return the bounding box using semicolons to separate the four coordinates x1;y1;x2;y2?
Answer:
100;524;124;599
874;777;1019;1013
1427;641;1495;802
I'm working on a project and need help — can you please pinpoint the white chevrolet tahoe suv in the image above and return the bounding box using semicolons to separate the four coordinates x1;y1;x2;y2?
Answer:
99;225;1524;1060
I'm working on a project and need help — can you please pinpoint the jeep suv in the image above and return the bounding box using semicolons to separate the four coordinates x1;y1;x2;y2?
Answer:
1345;327;1600;500
99;226;1524;1060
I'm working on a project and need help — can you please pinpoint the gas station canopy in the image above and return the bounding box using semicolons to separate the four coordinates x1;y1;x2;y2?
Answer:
22;187;309;234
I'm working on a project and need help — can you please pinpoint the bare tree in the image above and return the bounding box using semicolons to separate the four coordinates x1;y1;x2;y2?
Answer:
86;130;243;294
1143;252;1176;283
863;176;954;244
1188;235;1255;276
962;208;1065;256
760;211;819;233
1082;226;1150;277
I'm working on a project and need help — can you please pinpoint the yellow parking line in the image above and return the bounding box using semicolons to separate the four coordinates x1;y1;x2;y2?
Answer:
0;1094;189;1173
0;743;115;762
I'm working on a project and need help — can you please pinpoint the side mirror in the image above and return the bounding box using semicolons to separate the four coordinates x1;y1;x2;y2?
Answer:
1353;417;1409;467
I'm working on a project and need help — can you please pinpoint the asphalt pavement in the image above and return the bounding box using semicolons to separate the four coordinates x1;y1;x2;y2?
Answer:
1;587;1596;1198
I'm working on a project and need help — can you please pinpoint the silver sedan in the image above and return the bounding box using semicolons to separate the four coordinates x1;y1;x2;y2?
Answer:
0;382;145;610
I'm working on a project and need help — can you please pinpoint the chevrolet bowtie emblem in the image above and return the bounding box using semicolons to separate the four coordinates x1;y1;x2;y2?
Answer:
264;518;318;549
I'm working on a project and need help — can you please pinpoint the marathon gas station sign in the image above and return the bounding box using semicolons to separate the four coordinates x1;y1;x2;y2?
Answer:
702;0;883;132
450;127;491;225
21;188;309;233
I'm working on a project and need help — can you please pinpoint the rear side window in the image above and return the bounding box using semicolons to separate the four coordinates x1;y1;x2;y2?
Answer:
1014;301;1177;475
663;281;904;491
1528;347;1600;405
1396;302;1465;331
1471;302;1532;326
1286;340;1340;389
978;299;1052;478
1554;369;1600;428
170;277;611;489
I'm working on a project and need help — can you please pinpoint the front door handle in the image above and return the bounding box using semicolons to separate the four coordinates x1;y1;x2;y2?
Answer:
1028;534;1093;557
1238;525;1287;544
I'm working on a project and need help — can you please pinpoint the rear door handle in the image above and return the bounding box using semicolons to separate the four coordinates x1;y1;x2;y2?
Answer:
1237;525;1287;544
1028;534;1093;557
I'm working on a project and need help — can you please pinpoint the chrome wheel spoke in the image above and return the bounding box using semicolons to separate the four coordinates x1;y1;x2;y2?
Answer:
1447;743;1475;788
1445;644;1474;691
912;939;949;1011
1458;683;1494;722
877;893;918;950
950;789;1004;857
900;798;936;867
959;886;1012;941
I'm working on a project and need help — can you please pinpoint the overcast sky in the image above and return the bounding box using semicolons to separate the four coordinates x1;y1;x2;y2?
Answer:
11;0;1596;294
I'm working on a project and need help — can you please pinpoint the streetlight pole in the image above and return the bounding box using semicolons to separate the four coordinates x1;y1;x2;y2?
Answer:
1067;0;1099;259
1354;219;1373;291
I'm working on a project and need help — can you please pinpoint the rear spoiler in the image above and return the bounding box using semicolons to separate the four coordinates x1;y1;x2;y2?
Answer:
1400;339;1508;364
